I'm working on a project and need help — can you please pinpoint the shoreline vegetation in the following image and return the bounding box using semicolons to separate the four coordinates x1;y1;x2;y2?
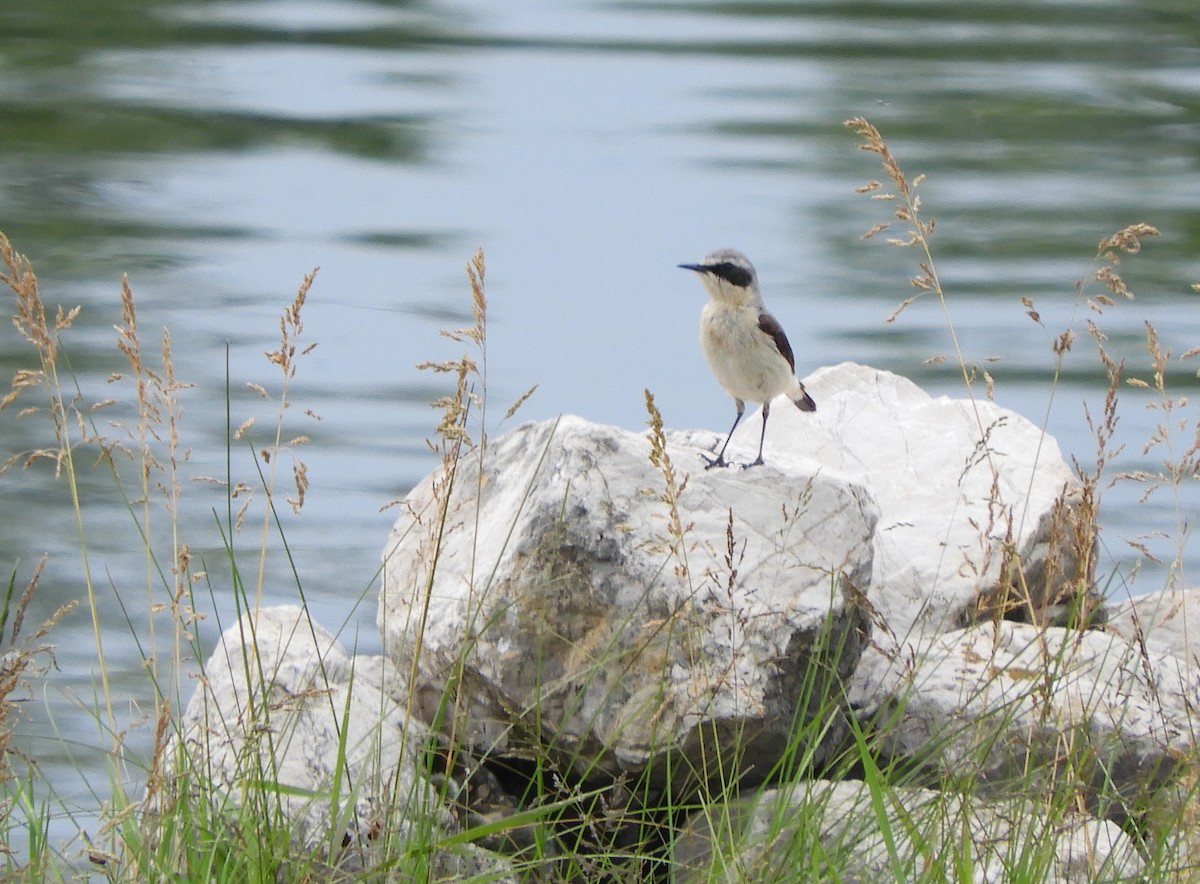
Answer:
1;120;1198;880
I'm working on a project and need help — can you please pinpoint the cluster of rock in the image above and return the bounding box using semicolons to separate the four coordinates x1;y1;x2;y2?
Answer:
160;364;1199;880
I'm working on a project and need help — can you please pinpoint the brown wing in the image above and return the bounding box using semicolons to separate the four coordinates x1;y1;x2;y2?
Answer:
757;310;794;372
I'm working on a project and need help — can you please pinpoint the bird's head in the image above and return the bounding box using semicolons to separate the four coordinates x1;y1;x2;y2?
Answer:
678;248;760;306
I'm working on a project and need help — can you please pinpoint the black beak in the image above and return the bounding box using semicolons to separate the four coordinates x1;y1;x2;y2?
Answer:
678;263;707;273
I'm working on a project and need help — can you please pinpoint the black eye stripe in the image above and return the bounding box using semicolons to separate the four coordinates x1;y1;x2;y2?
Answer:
707;262;753;288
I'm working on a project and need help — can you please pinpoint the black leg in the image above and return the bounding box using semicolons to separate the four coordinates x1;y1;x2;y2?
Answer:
704;399;744;469
743;402;769;468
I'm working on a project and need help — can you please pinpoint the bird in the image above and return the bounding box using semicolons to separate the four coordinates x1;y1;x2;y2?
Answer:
679;248;815;469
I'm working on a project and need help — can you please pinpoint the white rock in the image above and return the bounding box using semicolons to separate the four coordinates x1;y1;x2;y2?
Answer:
379;414;877;779
165;605;454;872
739;363;1088;704
882;621;1197;802
674;779;1143;882
1108;586;1200;667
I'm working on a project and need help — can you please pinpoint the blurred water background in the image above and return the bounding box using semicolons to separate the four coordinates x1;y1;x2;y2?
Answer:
1;0;1198;863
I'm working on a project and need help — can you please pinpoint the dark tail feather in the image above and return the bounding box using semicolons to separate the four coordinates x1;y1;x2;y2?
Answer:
794;384;816;412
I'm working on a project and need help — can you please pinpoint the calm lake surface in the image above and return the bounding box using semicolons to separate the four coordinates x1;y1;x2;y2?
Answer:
2;0;1199;861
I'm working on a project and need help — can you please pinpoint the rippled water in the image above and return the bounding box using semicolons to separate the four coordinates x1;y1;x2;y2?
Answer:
1;0;1198;861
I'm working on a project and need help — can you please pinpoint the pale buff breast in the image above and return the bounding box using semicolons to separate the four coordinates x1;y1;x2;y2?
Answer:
699;302;796;404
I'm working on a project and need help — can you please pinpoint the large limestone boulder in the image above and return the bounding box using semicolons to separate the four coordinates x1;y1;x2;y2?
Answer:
724;363;1092;704
379;413;877;785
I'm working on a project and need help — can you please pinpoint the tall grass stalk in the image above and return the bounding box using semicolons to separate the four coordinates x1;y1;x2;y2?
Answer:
1;234;119;752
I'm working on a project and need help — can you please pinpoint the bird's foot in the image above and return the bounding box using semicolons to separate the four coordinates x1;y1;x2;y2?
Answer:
739;457;765;470
702;453;731;469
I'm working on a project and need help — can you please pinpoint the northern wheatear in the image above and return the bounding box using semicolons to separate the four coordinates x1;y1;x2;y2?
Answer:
679;248;815;469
